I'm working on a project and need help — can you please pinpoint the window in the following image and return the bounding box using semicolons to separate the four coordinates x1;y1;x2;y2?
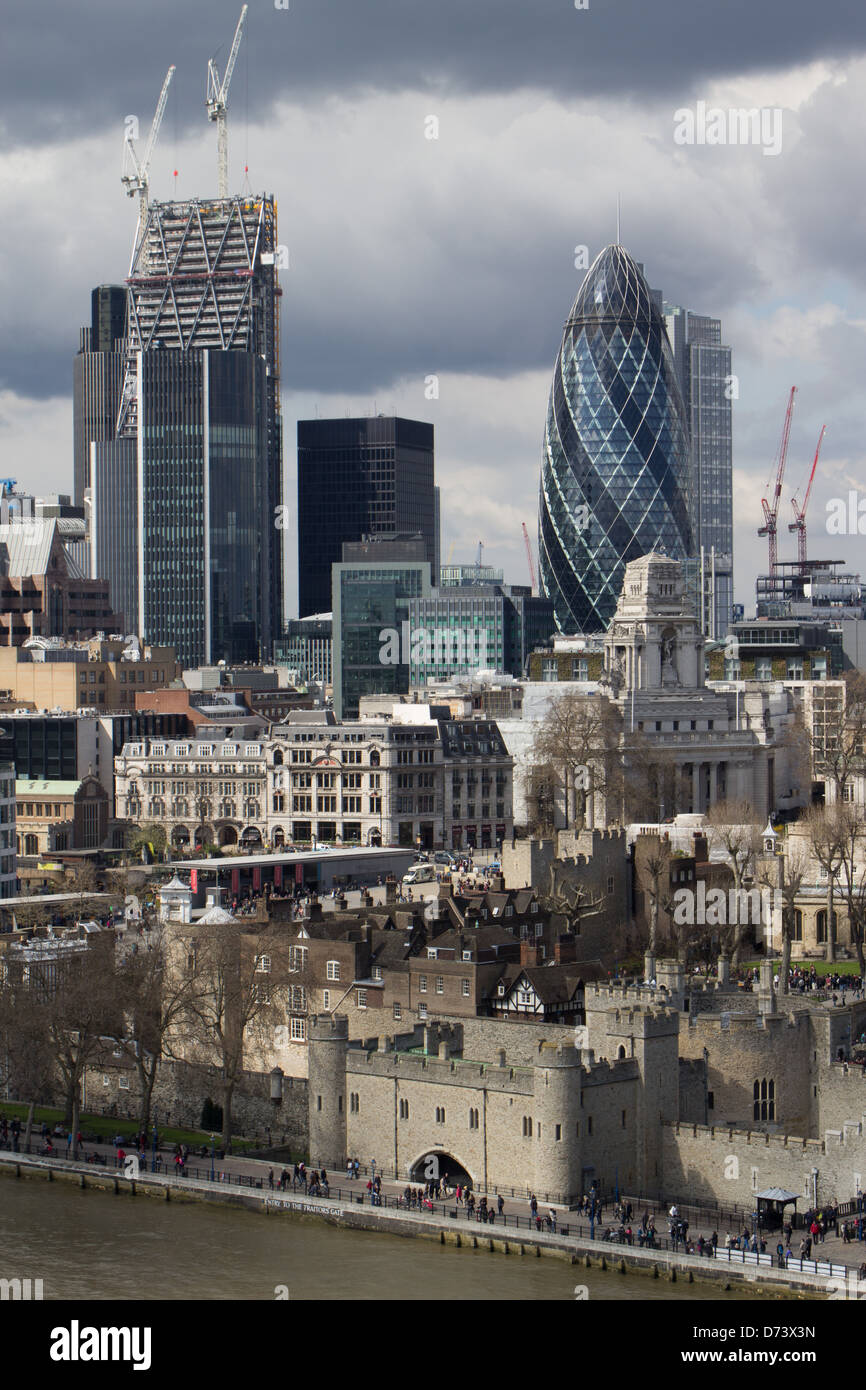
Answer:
419;975;427;993
542;658;558;682
327;960;341;981
419;1003;427;1020
522;1116;533;1137
350;1093;360;1113
289;1017;306;1042
469;1108;479;1130
289;985;306;1012
289;946;308;973
119;1076;130;1090
356;989;367;1009
399;1098;409;1119
435;1106;446;1124
607;875;614;894
461;979;470;997
555;1124;561;1141
753;1078;775;1122
102;1074;110;1087
256;954;271;973
436;976;444;994
322;989;331;1011
393;1002;402;1020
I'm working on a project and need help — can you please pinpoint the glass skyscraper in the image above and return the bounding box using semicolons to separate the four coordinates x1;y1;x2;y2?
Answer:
664;306;734;640
538;244;693;633
95;195;283;664
297;416;436;619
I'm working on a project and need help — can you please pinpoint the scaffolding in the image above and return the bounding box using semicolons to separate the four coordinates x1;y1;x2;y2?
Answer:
116;194;279;437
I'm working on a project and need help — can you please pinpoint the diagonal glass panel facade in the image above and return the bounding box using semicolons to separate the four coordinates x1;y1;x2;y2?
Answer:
539;244;693;633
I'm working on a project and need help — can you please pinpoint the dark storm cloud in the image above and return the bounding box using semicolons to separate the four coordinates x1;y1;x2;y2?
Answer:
2;0;864;147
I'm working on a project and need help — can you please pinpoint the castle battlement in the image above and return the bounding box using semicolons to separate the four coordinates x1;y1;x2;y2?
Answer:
668;1120;826;1153
346;1047;536;1095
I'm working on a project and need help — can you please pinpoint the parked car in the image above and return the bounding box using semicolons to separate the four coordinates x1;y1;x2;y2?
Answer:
432;852;455;867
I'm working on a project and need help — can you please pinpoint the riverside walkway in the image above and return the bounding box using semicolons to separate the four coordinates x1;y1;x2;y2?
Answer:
1;1142;860;1299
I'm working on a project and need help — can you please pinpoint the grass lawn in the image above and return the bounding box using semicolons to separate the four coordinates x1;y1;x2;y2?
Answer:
740;959;862;977
0;1102;255;1151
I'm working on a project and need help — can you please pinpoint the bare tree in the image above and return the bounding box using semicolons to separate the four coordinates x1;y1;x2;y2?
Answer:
642;836;673;957
805;805;846;964
43;942;120;1157
705;799;763;966
531;692;623;830
179;922;284;1152
758;838;809;994
111;925;202;1135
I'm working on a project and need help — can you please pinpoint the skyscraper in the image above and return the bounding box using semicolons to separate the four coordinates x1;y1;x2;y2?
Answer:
663;305;734;640
73;285;127;508
94;194;283;667
538;244;693;634
297;416;436;619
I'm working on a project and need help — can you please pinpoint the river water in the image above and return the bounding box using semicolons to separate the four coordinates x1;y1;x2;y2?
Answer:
0;1176;761;1301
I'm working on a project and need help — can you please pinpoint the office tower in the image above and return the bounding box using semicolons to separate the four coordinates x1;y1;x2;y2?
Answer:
405;584;555;683
664;304;734;640
98;194;283;667
297;417;435;618
332;536;431;719
73;284;127;507
538;244;692;634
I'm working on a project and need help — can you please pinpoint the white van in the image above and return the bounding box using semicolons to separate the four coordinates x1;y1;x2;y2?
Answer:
402;863;436;885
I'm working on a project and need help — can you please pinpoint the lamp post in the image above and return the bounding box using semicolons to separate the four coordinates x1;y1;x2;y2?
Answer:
210;1133;215;1183
151;1119;158;1174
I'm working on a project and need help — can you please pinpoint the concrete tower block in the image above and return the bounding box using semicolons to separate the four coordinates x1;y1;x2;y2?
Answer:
307;1013;348;1169
532;1042;582;1204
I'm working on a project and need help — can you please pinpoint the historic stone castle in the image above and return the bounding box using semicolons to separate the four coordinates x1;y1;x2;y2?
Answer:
303;959;866;1212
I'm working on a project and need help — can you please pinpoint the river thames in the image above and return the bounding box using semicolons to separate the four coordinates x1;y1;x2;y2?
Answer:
0;1177;762;1301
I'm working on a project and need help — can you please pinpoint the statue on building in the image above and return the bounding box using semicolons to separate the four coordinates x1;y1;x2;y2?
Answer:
661;631;678;686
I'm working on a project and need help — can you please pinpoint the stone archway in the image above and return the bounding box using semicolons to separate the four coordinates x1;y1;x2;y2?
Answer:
408;1150;474;1188
218;825;238;847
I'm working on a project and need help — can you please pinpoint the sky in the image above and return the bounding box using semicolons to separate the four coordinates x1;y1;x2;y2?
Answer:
1;0;865;620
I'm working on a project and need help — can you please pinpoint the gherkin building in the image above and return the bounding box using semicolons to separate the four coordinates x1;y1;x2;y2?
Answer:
539;244;693;633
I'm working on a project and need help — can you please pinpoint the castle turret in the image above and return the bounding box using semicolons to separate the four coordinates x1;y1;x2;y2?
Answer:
532;1041;582;1203
307;1014;348;1168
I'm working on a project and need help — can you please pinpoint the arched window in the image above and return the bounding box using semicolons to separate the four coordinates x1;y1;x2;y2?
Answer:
369;749;380;768
273;749;283;767
792;909;803;942
753;1078;775;1122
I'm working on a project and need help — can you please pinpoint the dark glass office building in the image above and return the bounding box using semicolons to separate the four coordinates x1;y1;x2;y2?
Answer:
332;537;431;719
73;284;127;506
539;244;693;633
140;350;268;667
297;416;436;618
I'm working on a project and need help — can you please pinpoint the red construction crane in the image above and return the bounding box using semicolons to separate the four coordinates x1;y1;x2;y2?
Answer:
788;424;826;571
758;385;797;577
522;522;537;594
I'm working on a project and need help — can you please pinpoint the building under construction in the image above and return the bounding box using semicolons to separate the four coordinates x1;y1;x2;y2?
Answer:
92;192;284;669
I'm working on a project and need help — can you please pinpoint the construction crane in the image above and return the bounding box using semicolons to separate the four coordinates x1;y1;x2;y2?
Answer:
788;424;826;571
207;4;248;198
121;66;175;227
521;522;537;593
758;385;797;577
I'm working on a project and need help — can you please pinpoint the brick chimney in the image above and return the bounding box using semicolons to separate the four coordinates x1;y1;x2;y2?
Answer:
520;940;543;967
693;832;708;863
554;935;576;964
308;900;323;921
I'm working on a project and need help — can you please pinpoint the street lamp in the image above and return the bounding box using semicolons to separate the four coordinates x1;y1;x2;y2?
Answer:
210;1133;215;1183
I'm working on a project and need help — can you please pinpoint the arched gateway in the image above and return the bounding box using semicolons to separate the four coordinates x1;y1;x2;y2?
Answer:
408;1150;474;1188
